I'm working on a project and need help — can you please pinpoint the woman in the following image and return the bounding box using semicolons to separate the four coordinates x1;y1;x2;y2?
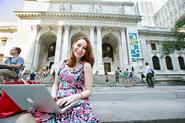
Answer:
16;36;99;123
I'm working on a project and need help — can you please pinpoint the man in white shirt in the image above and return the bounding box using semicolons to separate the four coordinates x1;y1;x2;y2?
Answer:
144;62;154;88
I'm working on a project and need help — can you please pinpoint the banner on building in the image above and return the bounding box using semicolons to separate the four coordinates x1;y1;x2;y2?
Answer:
129;33;140;62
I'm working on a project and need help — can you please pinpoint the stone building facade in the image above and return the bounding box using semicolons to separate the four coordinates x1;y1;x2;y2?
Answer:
0;0;185;79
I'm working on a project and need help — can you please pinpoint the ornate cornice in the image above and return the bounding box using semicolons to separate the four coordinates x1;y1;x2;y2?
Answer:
25;0;134;5
0;26;18;33
138;28;173;36
14;11;141;23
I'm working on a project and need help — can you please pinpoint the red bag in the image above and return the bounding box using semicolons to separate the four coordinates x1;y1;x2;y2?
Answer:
0;91;22;118
0;81;40;118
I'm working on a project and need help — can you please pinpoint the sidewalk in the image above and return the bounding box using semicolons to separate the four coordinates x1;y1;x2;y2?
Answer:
90;86;185;123
1;86;185;123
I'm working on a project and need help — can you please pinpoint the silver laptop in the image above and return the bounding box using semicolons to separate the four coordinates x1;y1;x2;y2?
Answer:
0;84;83;114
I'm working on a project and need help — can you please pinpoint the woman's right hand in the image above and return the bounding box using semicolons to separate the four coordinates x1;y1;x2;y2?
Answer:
56;95;77;108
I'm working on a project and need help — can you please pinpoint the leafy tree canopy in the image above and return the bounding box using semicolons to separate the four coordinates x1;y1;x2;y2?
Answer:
162;15;185;55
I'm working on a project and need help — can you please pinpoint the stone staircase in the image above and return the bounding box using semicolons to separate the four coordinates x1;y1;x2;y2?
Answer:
93;74;146;87
93;74;185;87
32;74;185;87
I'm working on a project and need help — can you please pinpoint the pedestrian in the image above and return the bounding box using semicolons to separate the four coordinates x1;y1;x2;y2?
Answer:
131;66;134;72
29;72;36;81
121;69;129;87
115;69;119;83
144;62;155;88
15;36;99;123
105;72;109;82
128;70;134;86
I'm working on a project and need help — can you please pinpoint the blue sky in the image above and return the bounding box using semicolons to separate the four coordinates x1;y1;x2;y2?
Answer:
0;0;24;22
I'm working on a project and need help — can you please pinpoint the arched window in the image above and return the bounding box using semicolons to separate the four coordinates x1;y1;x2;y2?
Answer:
178;56;185;70
102;43;113;60
152;56;161;70
165;56;173;70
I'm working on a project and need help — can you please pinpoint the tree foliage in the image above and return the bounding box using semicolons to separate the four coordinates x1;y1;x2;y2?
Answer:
162;15;185;55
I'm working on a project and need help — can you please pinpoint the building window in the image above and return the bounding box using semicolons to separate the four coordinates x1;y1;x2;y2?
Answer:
102;43;113;60
151;43;156;50
178;56;185;70
165;56;173;70
152;56;161;70
0;39;7;46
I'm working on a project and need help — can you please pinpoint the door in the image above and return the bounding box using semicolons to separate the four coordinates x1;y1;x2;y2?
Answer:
104;63;111;74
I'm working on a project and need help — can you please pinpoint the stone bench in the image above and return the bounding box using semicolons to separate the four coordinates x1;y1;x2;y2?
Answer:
0;113;22;123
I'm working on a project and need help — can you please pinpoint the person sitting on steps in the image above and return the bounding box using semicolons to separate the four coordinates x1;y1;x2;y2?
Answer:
0;47;24;83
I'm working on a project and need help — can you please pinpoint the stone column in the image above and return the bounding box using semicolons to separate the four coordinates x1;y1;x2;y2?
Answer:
172;54;179;71
54;26;63;67
61;25;70;61
96;26;104;74
32;25;41;71
90;26;96;73
120;28;129;68
161;56;167;71
90;26;95;50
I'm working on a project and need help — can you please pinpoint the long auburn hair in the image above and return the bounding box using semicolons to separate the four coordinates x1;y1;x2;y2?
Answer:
67;36;95;67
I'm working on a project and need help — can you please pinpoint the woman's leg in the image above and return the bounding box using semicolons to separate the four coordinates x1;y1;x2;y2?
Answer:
15;113;36;123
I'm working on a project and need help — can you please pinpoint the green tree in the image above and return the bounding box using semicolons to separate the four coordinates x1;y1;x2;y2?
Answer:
162;15;185;55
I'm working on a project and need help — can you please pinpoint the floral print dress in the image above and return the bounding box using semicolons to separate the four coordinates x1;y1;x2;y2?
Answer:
32;60;99;123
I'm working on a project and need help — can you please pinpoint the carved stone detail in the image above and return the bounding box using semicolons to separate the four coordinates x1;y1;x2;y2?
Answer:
59;2;72;12
31;25;41;32
48;26;52;31
119;4;125;14
89;4;102;13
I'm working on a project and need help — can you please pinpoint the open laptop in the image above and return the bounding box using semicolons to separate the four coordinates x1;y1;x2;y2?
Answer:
0;84;83;114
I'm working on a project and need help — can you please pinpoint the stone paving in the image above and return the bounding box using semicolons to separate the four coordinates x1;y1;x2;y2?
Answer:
90;86;185;123
1;75;185;123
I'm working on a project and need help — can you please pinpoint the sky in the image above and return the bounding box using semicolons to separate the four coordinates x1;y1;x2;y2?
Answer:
0;0;24;22
0;0;167;22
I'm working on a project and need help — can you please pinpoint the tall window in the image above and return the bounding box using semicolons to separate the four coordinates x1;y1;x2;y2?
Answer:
151;43;156;50
102;44;113;60
165;56;173;70
152;56;161;70
178;56;185;70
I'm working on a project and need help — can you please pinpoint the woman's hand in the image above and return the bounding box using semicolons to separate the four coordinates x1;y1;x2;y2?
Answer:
56;95;77;107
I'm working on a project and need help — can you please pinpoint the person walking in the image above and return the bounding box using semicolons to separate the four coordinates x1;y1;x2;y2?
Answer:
144;62;154;88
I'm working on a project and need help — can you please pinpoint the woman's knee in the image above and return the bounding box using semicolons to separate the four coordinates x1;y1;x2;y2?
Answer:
15;113;36;123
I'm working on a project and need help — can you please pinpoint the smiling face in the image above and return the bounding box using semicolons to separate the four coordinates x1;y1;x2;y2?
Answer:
72;39;87;60
67;36;94;67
